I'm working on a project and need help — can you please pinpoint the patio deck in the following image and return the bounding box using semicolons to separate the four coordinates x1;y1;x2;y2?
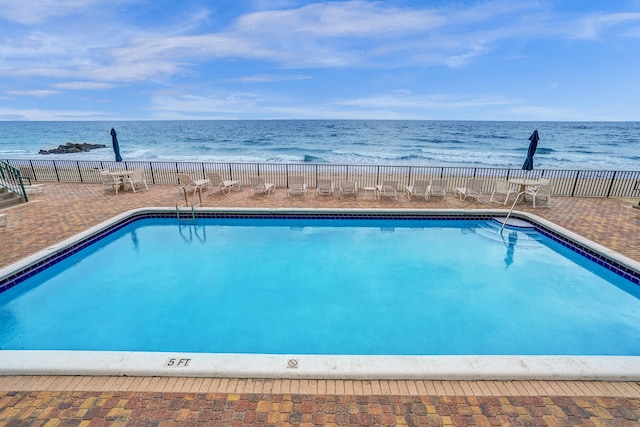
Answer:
1;183;640;425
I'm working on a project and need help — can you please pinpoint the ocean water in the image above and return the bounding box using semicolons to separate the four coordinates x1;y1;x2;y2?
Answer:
0;120;638;170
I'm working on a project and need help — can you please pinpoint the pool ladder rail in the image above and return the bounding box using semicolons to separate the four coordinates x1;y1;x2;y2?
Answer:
176;184;205;220
499;191;526;233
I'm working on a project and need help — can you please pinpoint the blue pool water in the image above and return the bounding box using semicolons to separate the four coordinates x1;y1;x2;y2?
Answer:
1;217;640;356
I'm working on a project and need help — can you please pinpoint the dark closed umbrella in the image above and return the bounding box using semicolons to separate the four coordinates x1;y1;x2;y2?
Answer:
504;230;518;268
110;127;122;162
522;129;539;171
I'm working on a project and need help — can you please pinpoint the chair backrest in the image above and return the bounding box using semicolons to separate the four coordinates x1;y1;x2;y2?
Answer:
131;170;146;183
100;171;120;184
177;174;195;186
381;180;398;195
341;181;356;193
317;178;333;194
537;181;552;195
289;175;306;194
289;175;305;186
493;179;511;193
207;172;223;186
413;179;429;194
250;176;265;189
467;178;483;193
430;178;447;193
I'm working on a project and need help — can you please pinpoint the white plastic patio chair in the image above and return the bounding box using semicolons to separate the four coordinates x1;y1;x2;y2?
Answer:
339;181;357;198
428;178;447;199
405;179;429;201
124;169;149;193
489;179;519;205
100;170;123;194
249;176;274;197
377;180;398;201
177;173;210;193
287;175;307;199
315;178;334;197
454;178;483;201
206;172;240;195
525;180;552;208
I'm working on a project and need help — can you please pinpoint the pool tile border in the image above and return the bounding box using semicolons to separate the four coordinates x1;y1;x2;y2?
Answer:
1;209;639;295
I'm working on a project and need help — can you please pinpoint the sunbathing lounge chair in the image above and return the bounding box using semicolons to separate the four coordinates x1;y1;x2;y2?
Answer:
377;180;398;201
287;175;307;199
489;179;519;205
124;169;149;193
405;179;429;201
315;178;334;197
250;176;274;197
454;178;483;201
206;172;240;196
339;181;357;198
428;178;447;199
177;173;210;193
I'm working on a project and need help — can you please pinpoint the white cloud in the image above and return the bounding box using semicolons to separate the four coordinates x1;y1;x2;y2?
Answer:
1;1;639;120
575;12;640;39
0;0;109;25
233;1;445;37
6;89;58;97
4;1;639;85
338;93;513;110
232;74;312;83
54;82;116;90
0;107;113;120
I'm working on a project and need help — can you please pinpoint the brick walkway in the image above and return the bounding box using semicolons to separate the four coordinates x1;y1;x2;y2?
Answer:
1;183;640;425
1;390;639;426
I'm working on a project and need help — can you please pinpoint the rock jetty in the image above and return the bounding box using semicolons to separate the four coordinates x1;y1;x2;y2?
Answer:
39;142;107;155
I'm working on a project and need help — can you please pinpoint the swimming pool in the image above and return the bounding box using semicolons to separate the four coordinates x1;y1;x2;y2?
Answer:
1;208;640;379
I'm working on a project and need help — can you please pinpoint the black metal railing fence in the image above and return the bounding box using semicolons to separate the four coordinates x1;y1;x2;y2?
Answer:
4;158;640;199
0;160;29;201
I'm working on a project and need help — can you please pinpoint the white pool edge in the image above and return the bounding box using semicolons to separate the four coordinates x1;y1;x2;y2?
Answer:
1;206;639;380
1;351;639;380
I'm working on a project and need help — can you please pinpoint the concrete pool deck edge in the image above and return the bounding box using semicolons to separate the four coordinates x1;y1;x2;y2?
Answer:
1;206;639;381
1;351;640;381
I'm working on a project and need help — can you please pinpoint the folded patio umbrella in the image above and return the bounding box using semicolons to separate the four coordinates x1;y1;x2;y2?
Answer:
110;127;122;162
522;129;539;171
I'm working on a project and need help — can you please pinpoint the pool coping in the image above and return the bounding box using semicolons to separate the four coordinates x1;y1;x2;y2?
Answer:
1;207;640;380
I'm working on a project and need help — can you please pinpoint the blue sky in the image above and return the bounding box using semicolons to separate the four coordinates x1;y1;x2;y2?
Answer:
1;0;639;121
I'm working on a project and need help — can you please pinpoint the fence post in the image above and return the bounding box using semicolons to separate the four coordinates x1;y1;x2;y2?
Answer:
571;170;580;197
150;162;156;184
605;171;617;198
28;160;36;181
53;160;60;182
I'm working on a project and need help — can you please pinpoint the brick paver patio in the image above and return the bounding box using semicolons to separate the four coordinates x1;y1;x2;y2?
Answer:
1;182;640;425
